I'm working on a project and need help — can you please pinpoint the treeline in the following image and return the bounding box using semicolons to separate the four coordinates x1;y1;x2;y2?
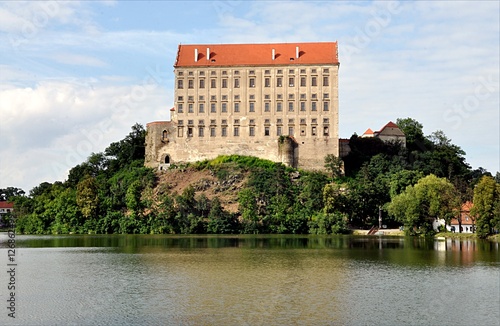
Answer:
1;118;499;238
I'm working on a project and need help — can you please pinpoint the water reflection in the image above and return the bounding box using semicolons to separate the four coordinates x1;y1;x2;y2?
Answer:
0;234;498;326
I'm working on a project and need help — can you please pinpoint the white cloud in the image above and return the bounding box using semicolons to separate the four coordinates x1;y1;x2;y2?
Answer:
52;53;107;67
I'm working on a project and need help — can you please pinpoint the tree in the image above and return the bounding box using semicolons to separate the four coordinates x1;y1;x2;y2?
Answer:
324;154;343;179
471;176;500;238
0;187;25;201
396;117;426;152
387;174;460;235
76;176;99;219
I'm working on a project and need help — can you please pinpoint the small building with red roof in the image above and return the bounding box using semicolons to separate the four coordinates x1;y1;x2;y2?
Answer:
447;201;475;233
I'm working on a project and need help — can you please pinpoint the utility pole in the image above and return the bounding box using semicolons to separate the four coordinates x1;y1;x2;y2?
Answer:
378;206;382;229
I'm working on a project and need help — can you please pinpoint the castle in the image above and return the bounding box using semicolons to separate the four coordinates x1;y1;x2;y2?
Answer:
145;42;340;170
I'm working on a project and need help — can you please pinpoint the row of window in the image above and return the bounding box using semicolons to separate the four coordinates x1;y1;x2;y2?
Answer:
178;93;330;102
176;125;330;138
178;68;330;77
177;75;330;89
178;117;330;126
178;101;330;114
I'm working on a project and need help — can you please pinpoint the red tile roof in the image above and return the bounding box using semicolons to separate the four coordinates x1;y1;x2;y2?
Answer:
174;42;339;67
362;128;374;136
450;201;475;226
0;202;14;209
379;121;399;132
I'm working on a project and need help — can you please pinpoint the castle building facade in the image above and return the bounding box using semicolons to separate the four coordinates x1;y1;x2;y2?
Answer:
145;42;340;170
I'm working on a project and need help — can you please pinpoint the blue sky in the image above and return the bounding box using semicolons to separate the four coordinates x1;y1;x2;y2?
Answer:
0;0;499;193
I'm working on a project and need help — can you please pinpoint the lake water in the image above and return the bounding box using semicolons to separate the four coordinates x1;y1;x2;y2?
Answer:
1;234;499;325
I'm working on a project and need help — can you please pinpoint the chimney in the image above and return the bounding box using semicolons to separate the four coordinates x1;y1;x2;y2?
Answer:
194;48;198;62
207;47;210;60
296;46;299;59
272;48;275;60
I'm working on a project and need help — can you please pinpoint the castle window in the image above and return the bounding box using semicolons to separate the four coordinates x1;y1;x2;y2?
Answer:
211;71;216;75
249;78;255;88
311;118;317;124
234;70;239;75
323;68;329;74
311;76;317;87
249;94;255;100
199;79;205;89
177;79;184;89
289;77;294;87
249;70;255;75
300;118;306;124
222;95;228;101
265;126;270;136
323;93;329;99
199;103;205;113
178;120;184;125
288;102;294;112
178;126;184;137
188;104;194;113
323;101;329;111
165;155;170;164
277;69;283;74
222;78;228;88
277;94;283;100
249;119;255;125
188;79;194;89
178;96;184;101
222;103;227;112
211;95;216;101
210;127;216;137
199;127;204;137
162;130;168;139
264;102;270;112
288;127;294;136
300;94;306;100
210;119;216;125
323;76;329;86
234;126;239;136
188;96;194;101
289;69;294;74
234;103;239;113
188;120;194;125
234;78;240;88
177;103;183;113
222;70;228;75
249;102;255;112
288;118;294;124
311;68;317;74
234;119;240;125
277;77;282;87
288;94;294;100
265;78;270;87
277;126;282;136
312;126;317;136
264;119;270;124
198;119;205;125
323;126;329;136
188;71;194;76
264;94;271;100
222;126;227;137
300;102;306;111
277;118;283;124
300;77;306;87
187;127;193;137
211;103;216;113
312;93;317;100
265;69;271;75
323;118;329;124
222;119;228;125
277;102;282;112
249;126;255;136
211;79;216;88
311;102;317;111
199;71;205;76
300;127;306;136
199;95;204;101
178;71;184;76
234;95;240;100
300;69;306;74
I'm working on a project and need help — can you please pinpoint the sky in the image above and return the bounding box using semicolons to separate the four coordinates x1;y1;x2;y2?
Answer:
0;0;499;193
